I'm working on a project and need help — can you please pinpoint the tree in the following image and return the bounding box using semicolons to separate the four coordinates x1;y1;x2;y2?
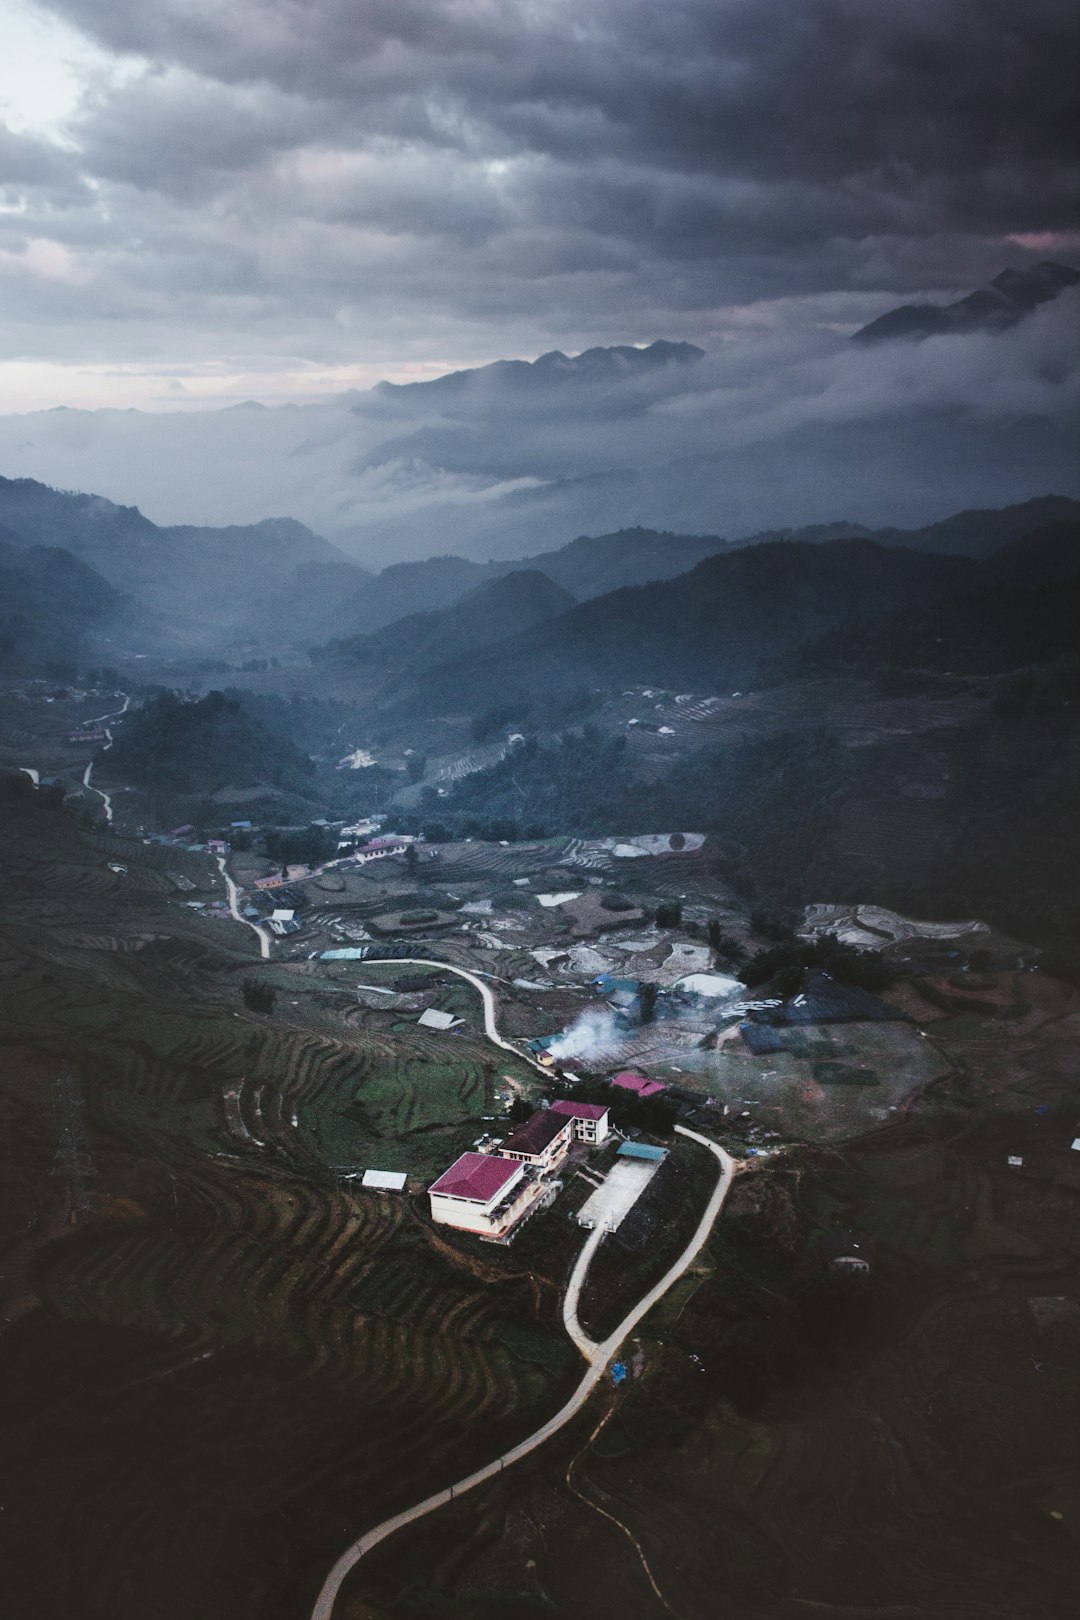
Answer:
242;980;276;1014
638;983;659;1024
708;919;740;958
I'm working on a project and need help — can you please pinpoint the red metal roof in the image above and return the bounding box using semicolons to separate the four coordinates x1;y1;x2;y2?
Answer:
502;1109;572;1157
611;1071;668;1099
549;1100;609;1120
429;1152;521;1203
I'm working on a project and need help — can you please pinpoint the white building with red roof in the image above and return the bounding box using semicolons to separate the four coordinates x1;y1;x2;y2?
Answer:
548;1099;611;1144
428;1151;545;1239
500;1108;574;1169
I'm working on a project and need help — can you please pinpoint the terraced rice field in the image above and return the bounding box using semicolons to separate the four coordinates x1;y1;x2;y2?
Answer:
353;1055;1080;1620
0;791;578;1620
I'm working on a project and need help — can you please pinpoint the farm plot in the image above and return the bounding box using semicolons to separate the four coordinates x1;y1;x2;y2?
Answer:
297;1041;492;1174
661;1020;952;1141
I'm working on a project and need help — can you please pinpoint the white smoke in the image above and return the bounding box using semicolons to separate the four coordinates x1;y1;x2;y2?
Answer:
544;1005;622;1065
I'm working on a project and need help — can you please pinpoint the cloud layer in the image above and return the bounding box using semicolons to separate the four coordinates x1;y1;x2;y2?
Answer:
0;289;1075;562
0;0;1077;405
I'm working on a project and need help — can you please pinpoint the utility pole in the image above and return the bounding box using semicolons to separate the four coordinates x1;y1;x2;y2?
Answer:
51;1064;95;1224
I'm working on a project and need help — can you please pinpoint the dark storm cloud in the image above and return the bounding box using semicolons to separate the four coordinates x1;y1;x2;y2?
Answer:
2;0;1078;396
44;2;1079;199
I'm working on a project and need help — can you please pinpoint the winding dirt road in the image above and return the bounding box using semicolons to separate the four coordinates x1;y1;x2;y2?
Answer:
217;855;273;960
308;954;738;1620
81;692;130;825
389;956;552;1072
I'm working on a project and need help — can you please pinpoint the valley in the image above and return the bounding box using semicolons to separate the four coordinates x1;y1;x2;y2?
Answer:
1;603;1078;1617
1;11;1075;1616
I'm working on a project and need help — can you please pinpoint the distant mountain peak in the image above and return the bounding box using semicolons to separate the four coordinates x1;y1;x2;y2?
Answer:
852;260;1079;344
370;339;705;400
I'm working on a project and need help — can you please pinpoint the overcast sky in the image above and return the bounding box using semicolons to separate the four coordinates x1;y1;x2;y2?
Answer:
0;0;1077;410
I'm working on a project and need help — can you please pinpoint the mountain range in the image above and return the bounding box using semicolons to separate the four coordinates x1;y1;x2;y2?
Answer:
316;500;1080;715
1;470;1077;678
0;475;355;645
0;268;1075;564
853;261;1080;344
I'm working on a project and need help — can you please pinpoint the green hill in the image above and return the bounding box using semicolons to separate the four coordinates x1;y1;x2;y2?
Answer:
0;537;133;673
108;691;317;801
320;569;576;677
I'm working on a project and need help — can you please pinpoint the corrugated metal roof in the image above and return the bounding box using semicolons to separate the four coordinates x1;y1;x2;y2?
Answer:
418;1007;458;1030
617;1141;667;1162
362;1169;407;1191
740;1022;786;1055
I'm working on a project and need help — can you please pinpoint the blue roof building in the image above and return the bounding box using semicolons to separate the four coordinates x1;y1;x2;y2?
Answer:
617;1141;668;1163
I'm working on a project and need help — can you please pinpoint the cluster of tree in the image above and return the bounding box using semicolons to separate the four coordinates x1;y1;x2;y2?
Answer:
262;823;338;868
468;687;597;745
739;934;892;994
109;691;317;799
241;979;276;1014
412;710;1080;956
0;771;65;815
224;690;363;757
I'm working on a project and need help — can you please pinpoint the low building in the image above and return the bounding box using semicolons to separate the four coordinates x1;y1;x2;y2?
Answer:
500;1108;574;1170
417;1007;460;1031
617;1140;668;1163
428;1152;544;1239
610;1071;669;1100
548;1099;611;1144
362;1169;407;1192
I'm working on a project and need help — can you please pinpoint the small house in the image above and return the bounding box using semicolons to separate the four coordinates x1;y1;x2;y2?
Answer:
417;1007;459;1031
500;1108;574;1170
361;1169;407;1192
610;1071;668;1100
547;1099;611;1144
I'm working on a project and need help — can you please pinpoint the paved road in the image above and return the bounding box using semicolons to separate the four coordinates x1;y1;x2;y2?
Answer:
309;1121;738;1619
389;956;551;1073
81;693;130;825
563;1223;606;1357
217;855;273;959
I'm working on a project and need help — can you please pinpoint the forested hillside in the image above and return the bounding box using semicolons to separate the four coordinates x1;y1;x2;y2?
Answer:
108;691;317;801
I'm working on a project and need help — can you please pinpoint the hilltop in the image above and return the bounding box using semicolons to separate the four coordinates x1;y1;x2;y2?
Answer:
853;261;1080;343
0;476;360;641
320;570;576;676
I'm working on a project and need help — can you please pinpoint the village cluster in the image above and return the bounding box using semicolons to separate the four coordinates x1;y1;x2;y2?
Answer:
428;1073;672;1241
